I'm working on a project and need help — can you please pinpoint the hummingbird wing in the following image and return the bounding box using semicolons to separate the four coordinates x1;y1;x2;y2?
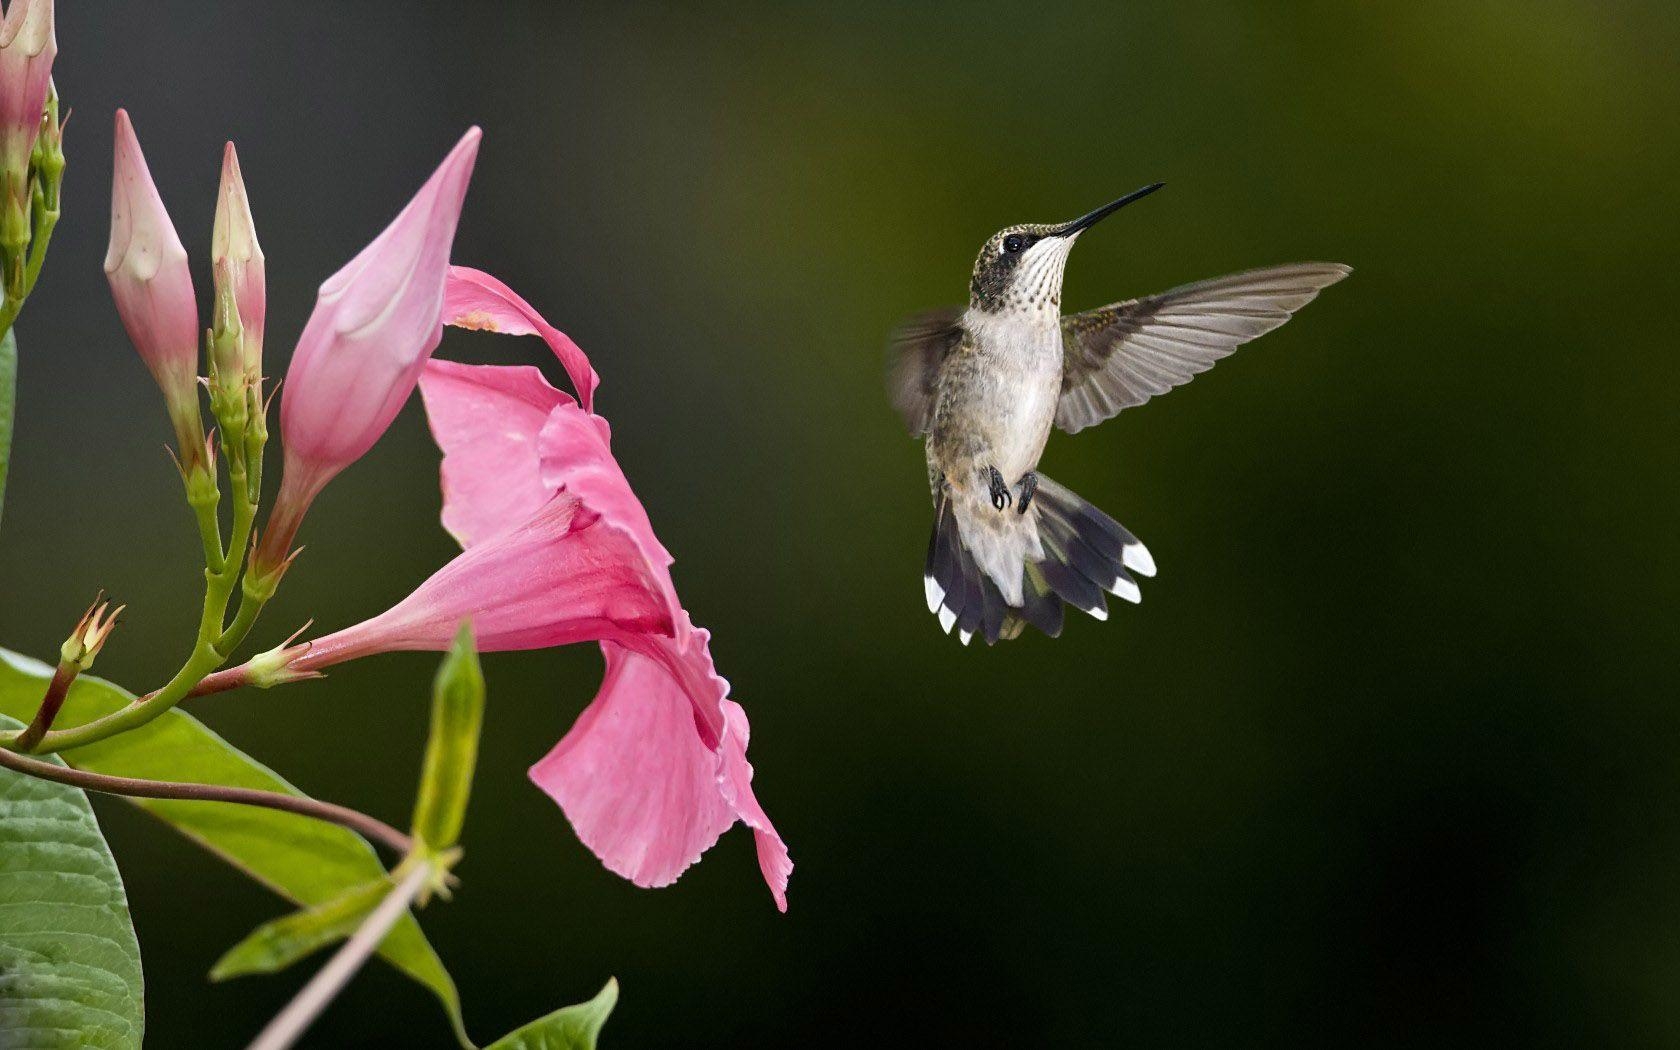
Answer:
1056;262;1351;434
886;307;964;436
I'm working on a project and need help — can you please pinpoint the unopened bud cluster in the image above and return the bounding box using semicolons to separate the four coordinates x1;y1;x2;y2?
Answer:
106;112;270;504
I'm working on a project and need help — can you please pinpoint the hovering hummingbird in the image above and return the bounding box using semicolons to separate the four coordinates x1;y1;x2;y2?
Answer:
888;183;1349;644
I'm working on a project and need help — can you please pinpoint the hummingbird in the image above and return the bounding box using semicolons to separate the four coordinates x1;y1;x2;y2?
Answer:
888;183;1350;644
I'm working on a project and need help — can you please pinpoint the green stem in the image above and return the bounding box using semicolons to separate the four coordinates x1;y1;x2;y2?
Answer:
14;493;260;755
190;482;226;575
21;207;57;299
217;585;268;656
0;327;15;534
28;642;223;753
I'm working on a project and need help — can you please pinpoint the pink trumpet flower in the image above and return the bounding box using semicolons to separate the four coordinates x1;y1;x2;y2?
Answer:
259;128;480;566
253;268;791;909
0;0;54;190
105;109;201;448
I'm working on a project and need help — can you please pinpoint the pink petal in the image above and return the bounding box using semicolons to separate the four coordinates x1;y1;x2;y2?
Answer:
530;638;791;909
418;359;573;547
539;400;677;626
295;493;673;669
444;265;601;413
530;643;734;889
717;692;792;912
404;360;726;747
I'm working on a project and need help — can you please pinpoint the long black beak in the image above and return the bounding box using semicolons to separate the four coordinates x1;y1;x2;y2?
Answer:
1053;182;1165;238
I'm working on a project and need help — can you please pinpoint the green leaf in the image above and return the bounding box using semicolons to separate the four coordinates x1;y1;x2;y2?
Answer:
412;622;485;853
487;980;618;1050
209;876;389;981
0;327;16;532
0;713;144;1049
0;648;470;1048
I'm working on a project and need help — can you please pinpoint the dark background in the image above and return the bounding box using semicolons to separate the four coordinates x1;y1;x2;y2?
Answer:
1;1;1676;1046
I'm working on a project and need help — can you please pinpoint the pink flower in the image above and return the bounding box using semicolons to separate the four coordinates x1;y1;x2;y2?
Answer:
260;129;480;564
0;0;54;189
105;109;200;438
264;268;790;909
212;142;264;380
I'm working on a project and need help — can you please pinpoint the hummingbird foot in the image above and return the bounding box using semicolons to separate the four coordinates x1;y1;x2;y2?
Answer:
1017;471;1038;515
985;465;1013;511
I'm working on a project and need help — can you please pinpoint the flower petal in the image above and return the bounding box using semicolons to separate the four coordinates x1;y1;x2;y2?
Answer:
411;361;726;747
444;265;601;413
538;400;677;627
295;493;673;669
418;359;573;547
716;686;792;912
530;638;790;909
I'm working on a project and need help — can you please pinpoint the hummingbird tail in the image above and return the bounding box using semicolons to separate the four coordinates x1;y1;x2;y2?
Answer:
1026;475;1156;628
925;493;1014;646
923;476;1155;645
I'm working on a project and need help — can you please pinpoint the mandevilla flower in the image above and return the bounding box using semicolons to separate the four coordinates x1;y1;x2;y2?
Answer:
259;129;480;568
105;108;204;460
233;268;791;909
0;0;54;198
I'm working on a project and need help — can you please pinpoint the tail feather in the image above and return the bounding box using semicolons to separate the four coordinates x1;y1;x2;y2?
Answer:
923;475;1154;644
1010;564;1065;639
926;494;1013;646
1035;479;1155;576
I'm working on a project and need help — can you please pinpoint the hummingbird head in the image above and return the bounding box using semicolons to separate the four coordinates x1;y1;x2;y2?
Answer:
968;183;1164;316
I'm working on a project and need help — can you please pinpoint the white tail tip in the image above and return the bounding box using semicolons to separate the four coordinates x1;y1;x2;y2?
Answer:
1123;540;1156;578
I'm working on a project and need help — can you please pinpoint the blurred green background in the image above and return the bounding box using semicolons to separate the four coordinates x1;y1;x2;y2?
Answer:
2;1;1676;1046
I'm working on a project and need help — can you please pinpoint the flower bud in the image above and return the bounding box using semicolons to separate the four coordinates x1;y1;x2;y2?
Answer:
207;261;248;438
212;141;263;382
410;622;484;854
105;109;203;456
0;0;54;196
258;128;479;564
30;78;60;207
242;621;319;688
60;593;122;672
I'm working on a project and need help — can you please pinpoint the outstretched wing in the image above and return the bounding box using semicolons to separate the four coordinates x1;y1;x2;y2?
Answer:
1056;262;1351;434
886;307;964;436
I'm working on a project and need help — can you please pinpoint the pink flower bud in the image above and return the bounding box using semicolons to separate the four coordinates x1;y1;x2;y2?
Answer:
212;141;264;380
261;128;480;559
105;109;200;417
0;0;54;188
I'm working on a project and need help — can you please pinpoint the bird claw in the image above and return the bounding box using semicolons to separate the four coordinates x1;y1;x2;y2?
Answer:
986;466;1012;511
1017;471;1037;515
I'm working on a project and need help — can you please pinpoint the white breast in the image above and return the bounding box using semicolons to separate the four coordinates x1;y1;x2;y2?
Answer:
966;310;1063;478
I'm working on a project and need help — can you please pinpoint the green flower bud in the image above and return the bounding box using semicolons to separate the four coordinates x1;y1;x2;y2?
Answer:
410;622;485;854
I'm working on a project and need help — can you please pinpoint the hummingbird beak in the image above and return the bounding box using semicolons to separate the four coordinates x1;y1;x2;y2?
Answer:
1053;183;1165;239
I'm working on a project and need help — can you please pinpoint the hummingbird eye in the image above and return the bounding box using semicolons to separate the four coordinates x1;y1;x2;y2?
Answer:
1002;234;1026;255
